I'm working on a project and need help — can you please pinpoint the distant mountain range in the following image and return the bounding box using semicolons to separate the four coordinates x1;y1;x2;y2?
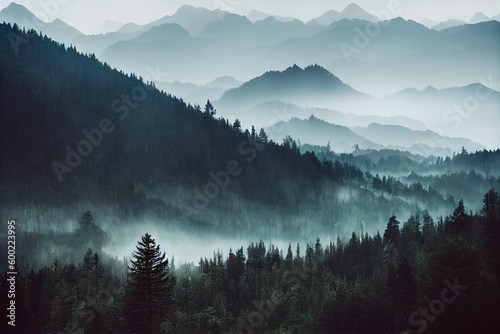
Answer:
351;123;485;155
0;2;82;44
1;2;498;94
264;115;484;156
309;3;379;26
217;64;365;110
265;116;384;153
215;65;500;149
1;2;498;150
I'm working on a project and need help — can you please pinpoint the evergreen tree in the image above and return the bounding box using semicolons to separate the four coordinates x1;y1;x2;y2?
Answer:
75;211;107;251
383;215;400;245
204;99;216;116
124;233;175;334
258;128;269;144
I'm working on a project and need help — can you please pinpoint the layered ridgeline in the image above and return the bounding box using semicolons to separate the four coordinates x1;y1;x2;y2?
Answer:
216;64;499;150
0;23;391;238
1;3;499;95
0;23;499;240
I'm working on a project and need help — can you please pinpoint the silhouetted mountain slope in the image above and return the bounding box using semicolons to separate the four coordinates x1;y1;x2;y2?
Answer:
311;3;379;26
432;19;467;31
129;23;191;43
0;23;369;228
351;123;485;155
469;12;490;24
146;5;223;36
0;2;82;44
217;64;365;110
265;116;383;152
205;76;242;90
379;83;500;148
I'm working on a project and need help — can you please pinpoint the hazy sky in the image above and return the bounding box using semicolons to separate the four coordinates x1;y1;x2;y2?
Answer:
1;0;498;34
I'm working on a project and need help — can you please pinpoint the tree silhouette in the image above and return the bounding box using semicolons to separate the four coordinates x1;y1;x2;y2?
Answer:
75;211;107;252
124;233;175;334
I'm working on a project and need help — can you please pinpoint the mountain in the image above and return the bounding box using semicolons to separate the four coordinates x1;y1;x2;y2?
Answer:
129;23;191;43
118;22;143;33
93;14;499;96
0;2;82;44
470;12;490;24
0;2;43;29
199;13;252;38
156;75;245;110
72;5;222;56
3;22;372;234
379;84;500;149
230;100;427;132
312;3;378;26
145;5;223;36
326;19;500;95
71;29;146;56
265;116;383;152
214;62;499;149
419;18;437;28
98;17;323;86
154;81;226;105
341;3;379;22
431;19;467;30
309;9;341;26
217;64;365;112
351;123;486;155
247;9;271;22
204;76;242;90
96;19;123;34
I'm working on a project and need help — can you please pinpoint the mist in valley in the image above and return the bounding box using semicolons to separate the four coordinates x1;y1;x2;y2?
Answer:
1;1;500;333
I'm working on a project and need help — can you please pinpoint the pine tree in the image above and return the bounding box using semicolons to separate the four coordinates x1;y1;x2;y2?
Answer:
204;99;216;116
75;211;107;251
124;233;175;334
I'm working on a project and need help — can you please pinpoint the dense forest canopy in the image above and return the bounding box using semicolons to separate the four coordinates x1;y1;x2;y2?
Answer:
1;23;499;333
2;23;498;241
1;190;499;333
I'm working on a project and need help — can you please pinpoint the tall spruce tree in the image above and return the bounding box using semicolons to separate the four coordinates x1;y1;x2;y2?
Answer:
124;233;175;334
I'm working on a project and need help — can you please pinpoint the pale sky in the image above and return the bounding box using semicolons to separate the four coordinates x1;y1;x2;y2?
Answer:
1;0;499;34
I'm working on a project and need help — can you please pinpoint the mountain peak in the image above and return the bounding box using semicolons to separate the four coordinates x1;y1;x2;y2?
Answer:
4;2;29;12
470;11;490;23
342;3;364;13
341;3;379;21
216;64;359;111
174;4;210;15
0;2;40;23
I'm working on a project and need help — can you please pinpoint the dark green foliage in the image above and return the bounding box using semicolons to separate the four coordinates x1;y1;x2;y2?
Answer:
124;233;175;334
75;211;108;252
4;190;500;332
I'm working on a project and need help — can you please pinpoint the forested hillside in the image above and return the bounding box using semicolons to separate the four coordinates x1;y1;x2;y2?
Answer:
5;23;496;238
0;23;367;235
1;190;499;333
1;22;500;334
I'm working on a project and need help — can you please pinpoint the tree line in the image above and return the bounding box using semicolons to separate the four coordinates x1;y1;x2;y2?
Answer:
2;189;499;333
